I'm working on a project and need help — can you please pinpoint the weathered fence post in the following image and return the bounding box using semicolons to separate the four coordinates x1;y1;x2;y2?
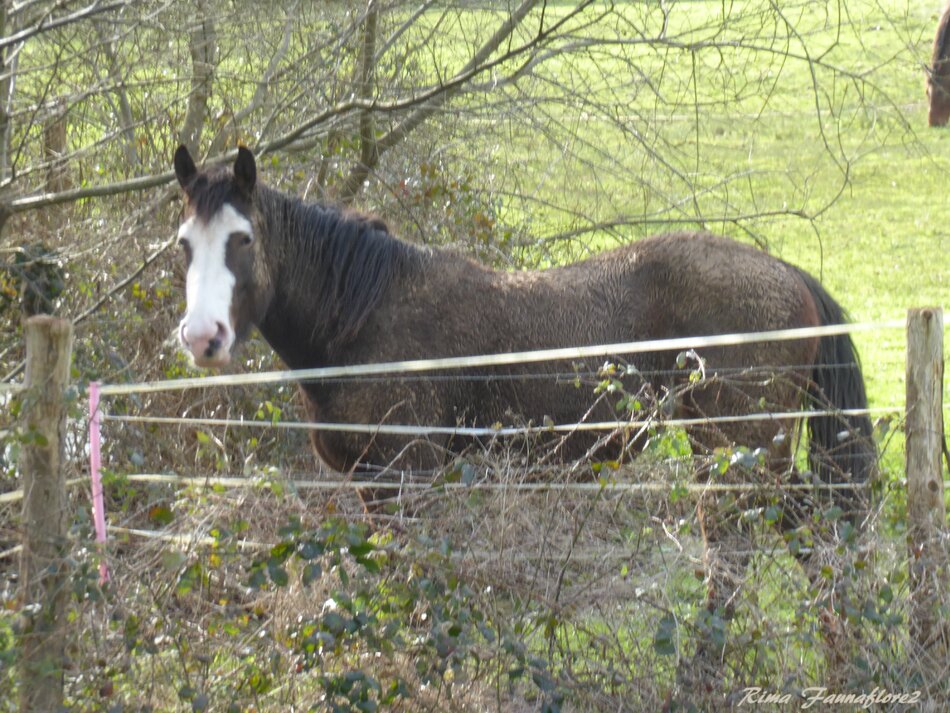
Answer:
18;315;73;713
905;307;948;655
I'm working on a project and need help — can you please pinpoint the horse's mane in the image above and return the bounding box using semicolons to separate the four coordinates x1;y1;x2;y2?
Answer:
255;185;426;352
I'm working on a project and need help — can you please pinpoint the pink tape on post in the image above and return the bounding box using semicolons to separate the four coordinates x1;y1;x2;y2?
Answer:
88;381;110;583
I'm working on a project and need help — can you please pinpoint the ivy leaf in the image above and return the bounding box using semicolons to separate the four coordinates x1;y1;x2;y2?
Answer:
302;563;322;587
267;558;289;587
653;614;677;656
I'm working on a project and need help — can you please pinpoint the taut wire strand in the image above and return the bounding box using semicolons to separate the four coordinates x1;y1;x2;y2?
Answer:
118;473;873;493
95;319;904;396
102;406;900;437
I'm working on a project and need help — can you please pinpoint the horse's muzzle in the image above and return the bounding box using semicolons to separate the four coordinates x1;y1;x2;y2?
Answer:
180;318;233;368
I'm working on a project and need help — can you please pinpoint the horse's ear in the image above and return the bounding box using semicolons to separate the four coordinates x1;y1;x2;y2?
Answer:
173;145;197;191
234;146;256;195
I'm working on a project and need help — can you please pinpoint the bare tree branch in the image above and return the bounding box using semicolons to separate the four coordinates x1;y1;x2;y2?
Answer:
208;1;299;156
94;19;138;169
336;0;572;202
0;2;17;183
0;1;127;50
7;170;173;213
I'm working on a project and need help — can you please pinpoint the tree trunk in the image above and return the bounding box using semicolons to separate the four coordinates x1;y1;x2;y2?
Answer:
179;0;216;156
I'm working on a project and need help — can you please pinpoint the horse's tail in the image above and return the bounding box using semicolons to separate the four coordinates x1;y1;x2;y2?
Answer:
792;266;876;518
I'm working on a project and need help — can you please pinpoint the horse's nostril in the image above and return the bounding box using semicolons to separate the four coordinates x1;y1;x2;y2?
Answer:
205;338;221;358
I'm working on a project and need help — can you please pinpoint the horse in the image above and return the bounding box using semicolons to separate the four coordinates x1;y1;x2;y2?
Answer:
172;144;875;682
928;3;950;127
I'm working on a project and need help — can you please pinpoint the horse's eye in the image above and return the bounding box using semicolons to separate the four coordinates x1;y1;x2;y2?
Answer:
231;231;252;247
177;237;189;250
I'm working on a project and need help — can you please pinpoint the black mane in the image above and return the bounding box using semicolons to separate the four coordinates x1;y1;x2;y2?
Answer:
254;185;426;353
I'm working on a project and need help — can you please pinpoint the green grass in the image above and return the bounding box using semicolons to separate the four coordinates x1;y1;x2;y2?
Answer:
429;0;949;432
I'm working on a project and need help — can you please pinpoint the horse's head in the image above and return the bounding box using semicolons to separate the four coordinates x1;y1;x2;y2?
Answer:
173;145;259;367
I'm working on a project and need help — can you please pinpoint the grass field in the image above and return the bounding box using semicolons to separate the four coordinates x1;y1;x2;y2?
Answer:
418;0;949;481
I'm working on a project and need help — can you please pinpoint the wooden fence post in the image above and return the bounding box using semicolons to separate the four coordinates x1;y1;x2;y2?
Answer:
905;307;948;654
18;315;73;713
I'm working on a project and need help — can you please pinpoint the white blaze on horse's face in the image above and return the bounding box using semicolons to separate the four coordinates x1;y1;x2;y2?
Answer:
177;203;253;367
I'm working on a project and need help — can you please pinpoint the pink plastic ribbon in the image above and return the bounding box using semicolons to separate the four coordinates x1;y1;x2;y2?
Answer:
88;381;110;583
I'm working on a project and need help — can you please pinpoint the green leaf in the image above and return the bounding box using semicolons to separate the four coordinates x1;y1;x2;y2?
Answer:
653;614;677;656
302;562;323;587
299;538;324;559
270;541;294;561
192;692;209;712
177;562;202;595
322;611;348;636
148;504;174;526
670;483;689;504
823;505;844;522
267;558;289;587
247;567;267;590
532;669;557;692
349;541;374;558
358;557;380;574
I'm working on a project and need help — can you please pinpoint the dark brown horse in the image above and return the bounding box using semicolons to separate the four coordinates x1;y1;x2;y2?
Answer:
928;4;950;126
173;145;874;673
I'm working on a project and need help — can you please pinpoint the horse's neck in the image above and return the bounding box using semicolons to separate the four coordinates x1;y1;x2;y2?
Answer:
256;296;328;370
252;188;421;369
252;189;329;368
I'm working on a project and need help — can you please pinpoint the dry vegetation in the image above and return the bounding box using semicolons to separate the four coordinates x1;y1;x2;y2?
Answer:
36;422;947;711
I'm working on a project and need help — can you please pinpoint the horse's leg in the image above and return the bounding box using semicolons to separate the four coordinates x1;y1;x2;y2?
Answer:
302;382;451;517
355;434;450;516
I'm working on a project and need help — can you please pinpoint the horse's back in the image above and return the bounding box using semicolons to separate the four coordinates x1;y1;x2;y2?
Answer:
356;230;820;372
535;232;817;342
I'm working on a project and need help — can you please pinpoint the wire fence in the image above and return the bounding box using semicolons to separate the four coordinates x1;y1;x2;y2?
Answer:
0;311;918;574
47;317;904;540
0;317;915;502
100;405;900;438
0;317;913;561
5;311;948;710
0;316;927;518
